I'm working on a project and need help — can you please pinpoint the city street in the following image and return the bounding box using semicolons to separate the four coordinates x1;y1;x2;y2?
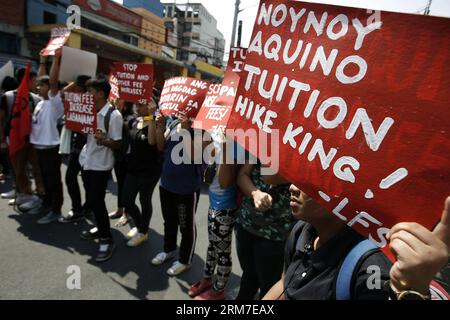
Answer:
0;163;242;300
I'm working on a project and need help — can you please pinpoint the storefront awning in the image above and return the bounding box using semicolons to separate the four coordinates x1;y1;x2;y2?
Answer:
194;60;224;78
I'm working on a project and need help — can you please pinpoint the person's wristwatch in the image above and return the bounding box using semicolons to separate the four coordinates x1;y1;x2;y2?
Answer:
385;280;431;300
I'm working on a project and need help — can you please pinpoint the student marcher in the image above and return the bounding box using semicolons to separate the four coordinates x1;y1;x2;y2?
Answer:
0;67;44;205
58;75;91;223
189;132;237;300
79;76;123;262
28;51;65;223
263;185;450;300
123;100;161;247
108;100;134;227
152;111;201;276
235;162;294;300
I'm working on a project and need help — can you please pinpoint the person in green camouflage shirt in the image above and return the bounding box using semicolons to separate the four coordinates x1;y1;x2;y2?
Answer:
235;161;295;300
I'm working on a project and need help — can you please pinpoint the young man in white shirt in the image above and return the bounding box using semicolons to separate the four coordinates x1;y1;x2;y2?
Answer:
31;53;65;224
79;77;123;262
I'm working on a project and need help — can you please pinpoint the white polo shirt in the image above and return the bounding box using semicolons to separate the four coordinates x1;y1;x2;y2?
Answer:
30;91;64;147
79;102;123;171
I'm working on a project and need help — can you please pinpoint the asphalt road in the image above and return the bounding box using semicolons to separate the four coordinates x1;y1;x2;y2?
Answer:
0;162;242;300
2;162;448;300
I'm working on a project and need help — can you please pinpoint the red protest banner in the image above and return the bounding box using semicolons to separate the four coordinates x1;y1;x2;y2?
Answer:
40;28;71;56
227;47;247;73
159;77;210;118
192;70;240;135
111;63;153;104
64;92;97;135
226;0;450;248
108;73;119;100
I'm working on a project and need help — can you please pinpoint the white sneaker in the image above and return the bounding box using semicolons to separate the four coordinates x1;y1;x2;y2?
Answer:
126;227;138;240
151;251;176;266
18;197;42;211
1;190;15;199
167;261;191;276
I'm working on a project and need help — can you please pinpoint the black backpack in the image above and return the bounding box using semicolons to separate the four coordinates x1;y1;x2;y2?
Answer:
104;106;129;163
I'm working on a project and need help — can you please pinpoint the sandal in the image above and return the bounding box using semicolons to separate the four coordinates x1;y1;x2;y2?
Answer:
188;278;213;298
114;214;129;227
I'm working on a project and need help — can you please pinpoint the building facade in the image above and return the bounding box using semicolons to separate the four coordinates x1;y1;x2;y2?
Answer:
123;0;164;17
0;0;36;67
129;8;166;56
162;2;225;68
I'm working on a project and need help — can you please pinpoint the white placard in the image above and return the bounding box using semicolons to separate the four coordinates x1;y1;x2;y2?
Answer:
0;61;14;88
59;46;97;82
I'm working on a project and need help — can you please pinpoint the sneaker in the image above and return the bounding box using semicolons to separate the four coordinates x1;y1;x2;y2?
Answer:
126;233;148;247
27;205;50;216
95;239;116;262
1;190;15;199
194;288;226;301
37;211;60;225
17;194;38;206
126;227;138;240
151;251;176;266
18;197;42;212
188;278;213;297
58;210;85;224
167;261;191;276
80;227;100;240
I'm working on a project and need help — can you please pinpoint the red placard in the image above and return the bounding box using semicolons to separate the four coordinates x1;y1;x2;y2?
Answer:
64;92;97;135
108;73;119;100
159;77;210;118
192;69;240;134
226;0;450;248
40;28;70;56
227;47;247;73
110;63;153;104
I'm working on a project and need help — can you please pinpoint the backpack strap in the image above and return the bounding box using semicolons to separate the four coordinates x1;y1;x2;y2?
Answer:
335;239;378;300
429;280;450;300
104;106;116;135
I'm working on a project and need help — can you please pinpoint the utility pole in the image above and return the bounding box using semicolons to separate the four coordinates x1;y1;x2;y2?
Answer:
237;20;243;47
231;0;241;47
424;0;432;15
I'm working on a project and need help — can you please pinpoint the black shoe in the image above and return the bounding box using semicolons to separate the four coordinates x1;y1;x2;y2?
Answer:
83;209;94;220
95;239;116;263
80;227;100;240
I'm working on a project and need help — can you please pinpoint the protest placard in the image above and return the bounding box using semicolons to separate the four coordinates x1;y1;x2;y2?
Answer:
109;73;119;100
40;28;71;56
192;69;240;135
0;61;14;87
64;92;97;135
110;63;153;104
159;77;210;118
227;47;247;73
59;46;97;82
226;0;450;247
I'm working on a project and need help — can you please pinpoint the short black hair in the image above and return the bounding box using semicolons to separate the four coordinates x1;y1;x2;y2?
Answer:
86;76;111;98
76;75;91;92
37;75;50;86
1;76;18;91
16;67;37;84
